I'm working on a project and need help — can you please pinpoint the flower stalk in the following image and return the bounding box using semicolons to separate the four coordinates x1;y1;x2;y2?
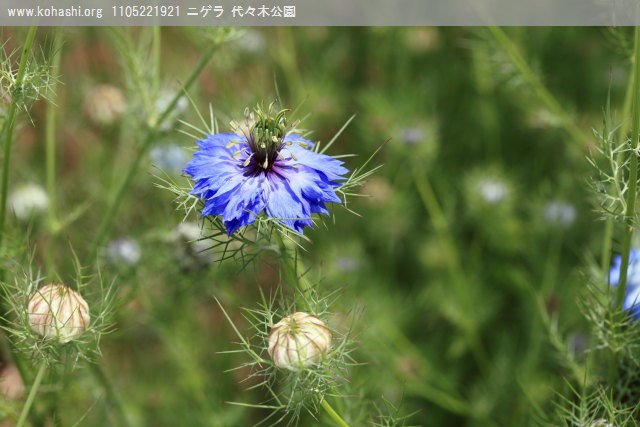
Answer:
16;360;46;427
0;26;38;254
614;25;640;313
45;32;63;275
321;398;350;427
90;363;135;427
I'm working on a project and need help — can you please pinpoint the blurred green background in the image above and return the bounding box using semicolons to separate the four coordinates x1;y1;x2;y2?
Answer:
0;26;631;426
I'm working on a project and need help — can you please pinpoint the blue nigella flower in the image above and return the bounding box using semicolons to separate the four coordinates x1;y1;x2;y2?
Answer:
184;108;349;235
609;249;640;318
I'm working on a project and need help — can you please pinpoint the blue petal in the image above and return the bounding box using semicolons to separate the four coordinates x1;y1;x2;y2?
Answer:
221;174;268;235
625;285;640;318
282;134;348;182
197;132;247;150
265;173;312;232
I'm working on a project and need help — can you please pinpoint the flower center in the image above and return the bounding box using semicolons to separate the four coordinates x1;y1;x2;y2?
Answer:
246;107;288;173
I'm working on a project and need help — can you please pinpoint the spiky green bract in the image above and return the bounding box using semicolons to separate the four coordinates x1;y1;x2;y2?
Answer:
217;286;357;427
0;37;59;114
1;250;116;367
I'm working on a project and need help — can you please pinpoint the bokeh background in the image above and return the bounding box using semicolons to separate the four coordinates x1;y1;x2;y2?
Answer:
0;26;632;426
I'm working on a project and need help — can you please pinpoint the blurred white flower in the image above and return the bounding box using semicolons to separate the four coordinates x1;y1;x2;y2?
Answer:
105;238;141;267
235;29;266;53
478;178;509;204
28;283;90;344
8;183;49;221
268;312;332;372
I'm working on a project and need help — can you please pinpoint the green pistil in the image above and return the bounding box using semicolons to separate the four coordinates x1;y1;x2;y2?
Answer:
250;107;288;170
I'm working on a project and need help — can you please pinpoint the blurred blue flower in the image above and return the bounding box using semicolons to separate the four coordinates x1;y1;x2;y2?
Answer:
184;113;348;235
609;249;640;318
401;127;424;145
150;144;189;175
624;286;640;318
609;249;640;287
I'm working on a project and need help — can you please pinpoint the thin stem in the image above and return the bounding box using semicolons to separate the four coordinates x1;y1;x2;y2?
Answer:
16;361;46;427
609;25;640;387
487;26;588;146
45;32;63;275
151;26;161;104
602;50;636;273
412;166;490;372
87;43;217;263
602;29;638;386
90;363;134;427
615;26;640;311
274;233;310;311
320;398;350;427
0;26;38;252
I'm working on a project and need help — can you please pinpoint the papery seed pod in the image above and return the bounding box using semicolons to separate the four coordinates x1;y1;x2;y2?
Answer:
28;284;90;343
268;312;332;372
84;84;127;126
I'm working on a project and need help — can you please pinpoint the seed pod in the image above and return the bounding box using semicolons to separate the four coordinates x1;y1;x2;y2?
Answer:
27;284;90;343
268;312;332;372
84;84;127;127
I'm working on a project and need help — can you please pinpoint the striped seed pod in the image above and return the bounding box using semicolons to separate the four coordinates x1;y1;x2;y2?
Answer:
27;284;90;343
268;312;332;372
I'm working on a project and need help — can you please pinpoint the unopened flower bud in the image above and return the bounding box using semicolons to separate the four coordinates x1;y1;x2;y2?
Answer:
268;312;332;371
28;284;90;343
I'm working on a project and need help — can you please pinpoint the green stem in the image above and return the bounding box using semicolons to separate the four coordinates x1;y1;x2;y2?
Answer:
274;233;310;311
487;26;588;145
609;25;640;387
0;26;38;253
602;49;636;274
412;167;490;372
151;26;161;104
16;361;46;427
87;43;217;263
90;363;134;427
602;28;638;385
615;26;640;311
45;32;63;275
320;398;350;427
